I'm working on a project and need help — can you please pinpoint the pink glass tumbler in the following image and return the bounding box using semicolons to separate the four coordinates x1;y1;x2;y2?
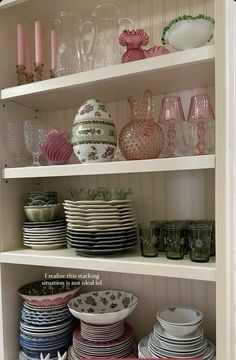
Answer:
158;96;185;157
187;94;215;155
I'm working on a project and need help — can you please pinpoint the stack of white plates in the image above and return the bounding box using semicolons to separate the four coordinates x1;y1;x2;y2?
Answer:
23;220;67;250
63;200;137;255
138;305;216;359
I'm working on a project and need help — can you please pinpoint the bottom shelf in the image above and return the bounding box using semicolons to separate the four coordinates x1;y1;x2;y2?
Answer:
0;248;216;281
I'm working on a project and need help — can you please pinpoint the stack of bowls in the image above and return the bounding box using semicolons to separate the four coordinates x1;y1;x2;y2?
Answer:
64;200;138;256
18;279;81;360
138;305;216;359
68;290;138;359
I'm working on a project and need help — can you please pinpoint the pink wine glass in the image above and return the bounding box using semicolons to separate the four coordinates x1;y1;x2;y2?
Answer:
158;96;185;157
187;94;215;155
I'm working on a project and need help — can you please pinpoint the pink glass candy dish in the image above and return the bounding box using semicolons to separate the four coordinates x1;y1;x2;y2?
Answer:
119;29;149;63
40;129;73;165
119;89;164;160
187;94;215;155
144;45;170;58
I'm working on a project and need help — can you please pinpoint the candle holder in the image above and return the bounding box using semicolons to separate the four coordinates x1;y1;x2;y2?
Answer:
50;69;56;78
16;64;26;85
25;73;34;83
34;62;44;81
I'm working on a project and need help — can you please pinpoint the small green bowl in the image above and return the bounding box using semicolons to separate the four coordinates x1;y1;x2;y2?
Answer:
24;204;62;222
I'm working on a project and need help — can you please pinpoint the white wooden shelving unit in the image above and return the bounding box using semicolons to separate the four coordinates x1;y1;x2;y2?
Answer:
0;0;235;360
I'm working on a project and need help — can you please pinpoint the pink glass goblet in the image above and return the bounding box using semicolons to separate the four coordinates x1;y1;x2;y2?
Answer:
158;96;185;157
187;94;215;155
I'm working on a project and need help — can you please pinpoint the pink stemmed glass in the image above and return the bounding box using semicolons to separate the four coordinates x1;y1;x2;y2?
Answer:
158;96;185;157
187;94;215;155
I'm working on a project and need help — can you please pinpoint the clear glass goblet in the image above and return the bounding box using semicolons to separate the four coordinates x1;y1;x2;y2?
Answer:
24;119;46;166
4;119;26;166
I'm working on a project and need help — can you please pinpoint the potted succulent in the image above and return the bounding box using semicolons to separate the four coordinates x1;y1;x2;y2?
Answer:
24;191;62;222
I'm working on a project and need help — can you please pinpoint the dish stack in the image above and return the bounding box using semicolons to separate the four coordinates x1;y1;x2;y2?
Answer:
138;305;216;359
63;200;138;256
67;290;138;359
18;279;81;360
23;219;67;250
23;191;66;250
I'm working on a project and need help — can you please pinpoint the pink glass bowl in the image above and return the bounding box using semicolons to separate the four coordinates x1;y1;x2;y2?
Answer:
40;129;73;165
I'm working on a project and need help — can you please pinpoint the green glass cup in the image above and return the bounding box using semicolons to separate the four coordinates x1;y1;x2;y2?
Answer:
150;220;170;252
163;221;185;260
187;223;212;262
139;223;158;257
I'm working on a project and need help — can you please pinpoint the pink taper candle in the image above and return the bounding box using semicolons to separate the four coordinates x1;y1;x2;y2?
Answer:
51;29;57;70
17;24;24;65
35;20;42;63
24;35;32;73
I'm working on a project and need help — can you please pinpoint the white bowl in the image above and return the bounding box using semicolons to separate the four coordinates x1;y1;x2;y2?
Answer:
159;320;202;337
161;14;215;51
68;289;138;325
157;305;203;326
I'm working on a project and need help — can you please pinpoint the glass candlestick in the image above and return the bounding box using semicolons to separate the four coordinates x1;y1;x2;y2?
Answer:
34;62;44;81
25;73;34;83
16;64;26;85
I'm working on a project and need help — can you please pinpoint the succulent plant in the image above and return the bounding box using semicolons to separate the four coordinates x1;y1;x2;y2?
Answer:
68;187;133;201
26;191;58;206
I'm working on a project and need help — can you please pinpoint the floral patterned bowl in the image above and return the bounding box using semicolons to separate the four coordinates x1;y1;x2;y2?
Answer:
18;279;81;307
68;290;138;325
161;14;215;51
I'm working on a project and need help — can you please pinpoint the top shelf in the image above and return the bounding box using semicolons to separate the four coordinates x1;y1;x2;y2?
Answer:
0;46;215;112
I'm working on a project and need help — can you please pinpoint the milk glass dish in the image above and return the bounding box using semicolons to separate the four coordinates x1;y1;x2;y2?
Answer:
161;14;215;51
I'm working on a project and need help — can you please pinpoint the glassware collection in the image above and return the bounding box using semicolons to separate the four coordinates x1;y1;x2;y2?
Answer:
15;6;215;84
18;279;216;360
5;91;215;167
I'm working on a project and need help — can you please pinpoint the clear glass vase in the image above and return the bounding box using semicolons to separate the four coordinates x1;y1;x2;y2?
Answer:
119;90;164;160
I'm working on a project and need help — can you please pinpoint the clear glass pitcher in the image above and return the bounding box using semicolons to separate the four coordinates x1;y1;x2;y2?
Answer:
54;11;94;76
91;3;134;69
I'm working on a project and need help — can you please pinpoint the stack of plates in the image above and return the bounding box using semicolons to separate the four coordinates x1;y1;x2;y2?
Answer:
19;302;74;360
63;200;137;255
23;220;67;250
73;322;135;358
80;320;125;342
138;305;216;359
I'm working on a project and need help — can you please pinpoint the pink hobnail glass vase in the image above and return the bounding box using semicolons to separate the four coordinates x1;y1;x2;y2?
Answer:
119;29;149;63
119;90;164;160
40;129;73;165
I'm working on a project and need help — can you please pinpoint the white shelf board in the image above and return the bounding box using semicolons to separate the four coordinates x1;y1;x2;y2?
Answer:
0;46;215;111
2;155;215;179
0;249;216;281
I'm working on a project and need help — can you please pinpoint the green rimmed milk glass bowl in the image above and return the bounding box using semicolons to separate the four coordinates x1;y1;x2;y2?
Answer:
187;223;212;262
139;223;158;257
163;221;185;260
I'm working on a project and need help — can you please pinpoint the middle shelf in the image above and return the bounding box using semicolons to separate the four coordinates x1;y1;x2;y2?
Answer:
2;155;215;179
0;249;216;282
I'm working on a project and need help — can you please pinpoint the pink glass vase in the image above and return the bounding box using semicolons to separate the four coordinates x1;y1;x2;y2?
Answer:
119;29;149;63
119;90;164;160
40;129;73;165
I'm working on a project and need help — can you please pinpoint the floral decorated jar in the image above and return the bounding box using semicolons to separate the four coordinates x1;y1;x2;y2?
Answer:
72;99;117;163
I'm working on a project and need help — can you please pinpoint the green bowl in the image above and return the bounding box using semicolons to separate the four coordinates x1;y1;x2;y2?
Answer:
24;204;62;222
